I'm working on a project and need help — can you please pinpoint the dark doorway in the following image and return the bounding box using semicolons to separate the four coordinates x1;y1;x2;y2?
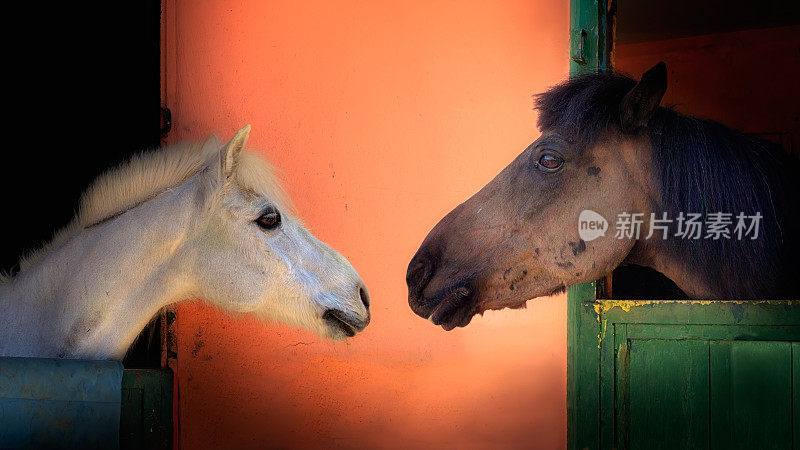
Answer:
608;0;800;299
3;1;164;367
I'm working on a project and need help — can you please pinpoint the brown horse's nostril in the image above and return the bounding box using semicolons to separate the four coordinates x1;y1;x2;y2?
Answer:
358;285;370;309
406;258;434;298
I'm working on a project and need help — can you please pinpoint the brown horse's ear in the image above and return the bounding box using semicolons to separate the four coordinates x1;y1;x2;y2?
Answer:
620;62;667;133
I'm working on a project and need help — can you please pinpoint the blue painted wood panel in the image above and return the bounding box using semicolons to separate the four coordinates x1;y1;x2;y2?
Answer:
0;357;123;449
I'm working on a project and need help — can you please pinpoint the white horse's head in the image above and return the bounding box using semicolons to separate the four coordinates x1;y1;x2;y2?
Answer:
185;126;370;340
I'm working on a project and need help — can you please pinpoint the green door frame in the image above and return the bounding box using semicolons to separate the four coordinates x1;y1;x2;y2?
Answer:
567;281;603;449
566;1;613;448
569;0;613;77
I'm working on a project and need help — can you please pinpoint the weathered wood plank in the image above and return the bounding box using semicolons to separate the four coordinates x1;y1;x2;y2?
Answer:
568;281;601;450
710;341;792;449
628;340;709;450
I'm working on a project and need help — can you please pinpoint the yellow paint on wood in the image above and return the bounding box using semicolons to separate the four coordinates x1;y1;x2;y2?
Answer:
594;299;796;314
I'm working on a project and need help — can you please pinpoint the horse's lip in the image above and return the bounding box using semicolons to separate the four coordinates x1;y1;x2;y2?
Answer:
426;287;475;331
323;309;365;337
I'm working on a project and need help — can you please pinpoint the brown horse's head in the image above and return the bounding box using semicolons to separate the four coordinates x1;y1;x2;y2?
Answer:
407;63;669;330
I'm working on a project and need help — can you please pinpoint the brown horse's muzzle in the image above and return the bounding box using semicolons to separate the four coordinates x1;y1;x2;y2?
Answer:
406;249;479;331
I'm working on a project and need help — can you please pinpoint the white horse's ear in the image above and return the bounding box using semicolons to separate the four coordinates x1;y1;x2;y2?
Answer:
200;133;221;156
220;125;251;178
198;127;248;201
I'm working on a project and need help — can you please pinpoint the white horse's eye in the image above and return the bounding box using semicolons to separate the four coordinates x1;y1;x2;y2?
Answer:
256;210;281;230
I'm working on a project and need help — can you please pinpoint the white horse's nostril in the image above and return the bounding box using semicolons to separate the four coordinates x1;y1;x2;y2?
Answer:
358;285;370;309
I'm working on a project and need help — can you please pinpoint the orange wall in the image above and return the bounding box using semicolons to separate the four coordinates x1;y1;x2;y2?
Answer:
615;26;800;158
163;1;569;448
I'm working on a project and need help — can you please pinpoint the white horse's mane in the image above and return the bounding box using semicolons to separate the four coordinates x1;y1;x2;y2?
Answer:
2;137;291;284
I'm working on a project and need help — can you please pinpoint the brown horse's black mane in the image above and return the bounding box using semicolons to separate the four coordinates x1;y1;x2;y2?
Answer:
535;73;800;298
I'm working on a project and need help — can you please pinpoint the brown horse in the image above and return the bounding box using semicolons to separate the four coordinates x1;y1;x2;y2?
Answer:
407;62;800;330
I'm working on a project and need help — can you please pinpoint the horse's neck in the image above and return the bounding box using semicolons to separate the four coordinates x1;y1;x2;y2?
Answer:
0;178;202;360
627;155;800;300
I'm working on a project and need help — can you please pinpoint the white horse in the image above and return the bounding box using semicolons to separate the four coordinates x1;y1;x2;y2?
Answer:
0;126;370;360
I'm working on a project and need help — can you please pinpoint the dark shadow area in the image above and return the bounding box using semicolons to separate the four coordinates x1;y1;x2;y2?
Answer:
2;1;163;367
611;265;689;300
617;0;800;44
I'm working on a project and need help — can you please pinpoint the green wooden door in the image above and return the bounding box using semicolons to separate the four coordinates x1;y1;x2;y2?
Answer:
592;300;800;449
566;1;800;448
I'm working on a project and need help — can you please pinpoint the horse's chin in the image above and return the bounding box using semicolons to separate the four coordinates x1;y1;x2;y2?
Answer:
432;284;567;331
320;307;369;340
429;304;477;331
325;328;354;341
323;323;358;341
313;321;358;341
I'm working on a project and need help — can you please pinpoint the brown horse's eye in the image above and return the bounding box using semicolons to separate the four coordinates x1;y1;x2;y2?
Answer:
256;210;281;230
537;154;563;172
